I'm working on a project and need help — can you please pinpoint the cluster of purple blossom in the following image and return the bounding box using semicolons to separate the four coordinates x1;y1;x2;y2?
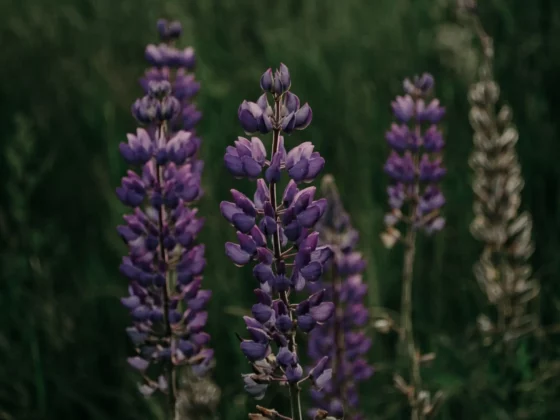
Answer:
382;74;446;246
117;19;211;401
221;63;336;418
308;176;373;420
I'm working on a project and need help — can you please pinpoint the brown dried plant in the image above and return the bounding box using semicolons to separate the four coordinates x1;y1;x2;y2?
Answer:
465;5;540;345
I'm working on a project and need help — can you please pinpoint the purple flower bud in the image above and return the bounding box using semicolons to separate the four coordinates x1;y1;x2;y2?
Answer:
309;302;335;323
282;180;299;207
294;103;313;130
277;347;297;367
265;151;282;183
286;143;325;183
285;364;303;383
167;21;182;39
275;315;293;333
254;263;275;286
225;242;252;266
423;125;445;152
224;137;266;179
260;68;273;92
272;63;291;95
252;303;274;324
391;95;415;122
384;151;415;184
419;154;446;182
238;101;272;135
156;19;168;39
148;80;172;98
240;340;269;362
416;98;446;123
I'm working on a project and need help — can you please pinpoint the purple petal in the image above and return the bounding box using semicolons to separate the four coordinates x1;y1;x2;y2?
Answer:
309;302;335;322
127;356;149;371
297;314;316;332
300;261;323;282
253;263;275;284
252;303;274;324
305;157;325;181
121;295;141;310
240;340;268;361
276;347;296;367
220;201;240;222
241;155;262;178
314;368;332;390
288;158;309;182
224;153;244;177
297;205;321;228
232;213;256;233
294;103;312;130
225;242;251;266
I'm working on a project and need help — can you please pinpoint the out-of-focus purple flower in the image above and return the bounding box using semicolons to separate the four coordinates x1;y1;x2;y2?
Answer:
403;73;435;96
382;73;446;240
384;151;415;184
307;175;372;420
117;19;212;402
222;64;336;418
140;21;201;137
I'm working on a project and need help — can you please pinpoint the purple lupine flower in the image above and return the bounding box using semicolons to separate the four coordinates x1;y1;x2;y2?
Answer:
382;73;446;247
140;23;202;148
222;64;336;419
382;74;446;418
307;175;373;420
117;19;212;409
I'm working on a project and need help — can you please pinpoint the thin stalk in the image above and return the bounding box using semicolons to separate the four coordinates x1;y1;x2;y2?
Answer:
400;218;422;420
269;94;303;420
399;126;423;420
156;123;176;416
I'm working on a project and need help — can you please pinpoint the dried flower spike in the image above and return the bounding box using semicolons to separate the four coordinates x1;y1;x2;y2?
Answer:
222;64;335;420
117;19;212;416
466;9;539;344
307;175;373;420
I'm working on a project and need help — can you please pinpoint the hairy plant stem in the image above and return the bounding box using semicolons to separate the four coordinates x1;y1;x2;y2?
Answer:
269;94;303;420
399;143;423;420
156;123;176;417
401;218;422;420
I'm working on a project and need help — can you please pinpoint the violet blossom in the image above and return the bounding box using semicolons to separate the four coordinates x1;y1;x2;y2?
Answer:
308;175;373;420
116;19;212;412
221;64;335;420
382;73;446;247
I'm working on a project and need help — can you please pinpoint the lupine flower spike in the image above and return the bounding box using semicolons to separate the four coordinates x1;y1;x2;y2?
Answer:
462;2;539;345
117;19;214;417
222;64;336;420
308;175;373;420
382;74;446;418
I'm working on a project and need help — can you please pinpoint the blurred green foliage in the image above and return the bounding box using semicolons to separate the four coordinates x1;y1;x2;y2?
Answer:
1;0;559;419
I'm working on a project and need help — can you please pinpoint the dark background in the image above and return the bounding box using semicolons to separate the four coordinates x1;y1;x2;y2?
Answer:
1;0;560;419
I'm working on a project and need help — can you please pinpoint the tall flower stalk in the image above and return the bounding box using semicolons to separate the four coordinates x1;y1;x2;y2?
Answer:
116;20;212;417
308;175;373;419
463;4;539;344
221;64;335;419
381;74;446;419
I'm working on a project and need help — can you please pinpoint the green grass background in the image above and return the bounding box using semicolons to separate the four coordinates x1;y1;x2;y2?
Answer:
1;0;560;419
